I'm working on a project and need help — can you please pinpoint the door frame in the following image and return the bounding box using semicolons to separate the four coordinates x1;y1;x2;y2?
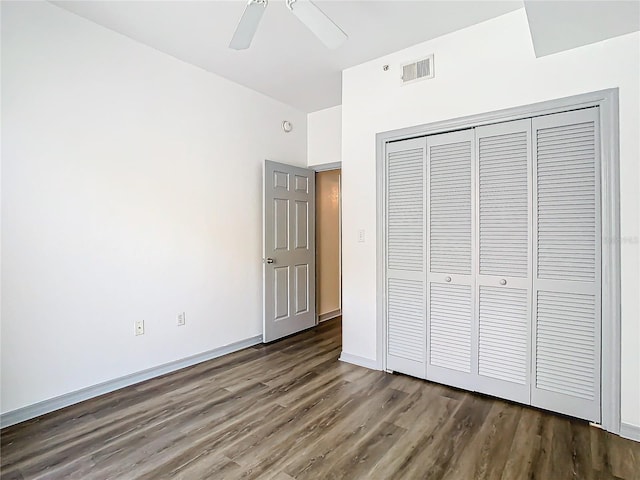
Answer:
375;89;621;434
311;162;343;322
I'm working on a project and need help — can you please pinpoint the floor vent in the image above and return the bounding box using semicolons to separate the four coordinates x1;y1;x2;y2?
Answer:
401;55;434;84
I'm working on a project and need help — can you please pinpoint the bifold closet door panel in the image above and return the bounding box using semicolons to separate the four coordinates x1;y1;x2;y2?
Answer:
532;107;601;422
475;119;532;404
426;129;476;390
385;137;427;378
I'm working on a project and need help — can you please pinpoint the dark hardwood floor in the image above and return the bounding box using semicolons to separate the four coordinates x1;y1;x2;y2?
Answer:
1;318;638;479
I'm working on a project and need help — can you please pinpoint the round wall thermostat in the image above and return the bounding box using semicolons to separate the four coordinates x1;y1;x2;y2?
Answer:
282;120;293;133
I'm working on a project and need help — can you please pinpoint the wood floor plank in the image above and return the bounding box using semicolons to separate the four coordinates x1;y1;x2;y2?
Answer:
391;382;460;430
316;421;407;480
227;375;400;478
500;408;544;480
548;418;583;480
2;317;639;480
172;454;241;480
444;399;522;479
607;431;640;480
568;420;598;480
414;394;495;480
365;394;462;479
281;387;408;479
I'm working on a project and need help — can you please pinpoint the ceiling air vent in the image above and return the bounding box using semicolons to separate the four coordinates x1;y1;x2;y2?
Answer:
401;54;434;85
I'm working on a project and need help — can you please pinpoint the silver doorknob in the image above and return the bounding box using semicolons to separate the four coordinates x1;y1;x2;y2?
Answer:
266;258;274;264
445;276;452;282
500;279;507;285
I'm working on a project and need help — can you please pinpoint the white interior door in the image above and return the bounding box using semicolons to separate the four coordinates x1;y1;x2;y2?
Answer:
426;129;476;390
263;160;316;342
385;138;427;378
475;119;532;404
531;108;601;422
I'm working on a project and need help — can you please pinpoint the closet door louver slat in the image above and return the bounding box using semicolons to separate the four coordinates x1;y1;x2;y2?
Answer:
532;108;601;423
385;138;427;378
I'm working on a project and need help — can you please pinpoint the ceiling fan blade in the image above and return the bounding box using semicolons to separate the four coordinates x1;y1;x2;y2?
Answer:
229;0;268;50
287;0;347;49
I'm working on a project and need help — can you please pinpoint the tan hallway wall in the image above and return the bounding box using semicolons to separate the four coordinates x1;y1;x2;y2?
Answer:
316;170;341;317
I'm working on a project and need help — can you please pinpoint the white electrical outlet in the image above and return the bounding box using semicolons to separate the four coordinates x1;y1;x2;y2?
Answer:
177;312;186;326
135;320;144;336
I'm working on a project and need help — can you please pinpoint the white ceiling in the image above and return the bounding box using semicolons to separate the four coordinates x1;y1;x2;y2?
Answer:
524;0;640;57
51;0;523;112
51;1;639;113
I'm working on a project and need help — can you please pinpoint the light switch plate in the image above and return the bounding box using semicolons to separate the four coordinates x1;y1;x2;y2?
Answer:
135;320;144;336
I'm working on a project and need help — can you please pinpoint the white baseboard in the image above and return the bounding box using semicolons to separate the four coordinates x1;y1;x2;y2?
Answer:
318;309;341;322
0;334;262;429
339;351;380;370
620;422;640;442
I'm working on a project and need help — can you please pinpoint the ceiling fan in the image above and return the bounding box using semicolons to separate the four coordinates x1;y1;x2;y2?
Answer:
229;0;348;50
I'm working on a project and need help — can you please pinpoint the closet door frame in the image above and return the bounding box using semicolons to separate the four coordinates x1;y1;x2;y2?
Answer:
375;88;621;435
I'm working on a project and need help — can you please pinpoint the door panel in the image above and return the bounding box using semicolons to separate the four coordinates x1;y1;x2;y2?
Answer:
477;285;529;402
274;266;290;320
385;138;427;378
294;264;309;314
274;198;289;250
387;278;425;368
535;291;597;401
295;201;308;249
475;119;532;404
264;160;316;342
426;129;476;390
429;140;473;274
532;108;601;422
295;174;308;193
429;282;472;372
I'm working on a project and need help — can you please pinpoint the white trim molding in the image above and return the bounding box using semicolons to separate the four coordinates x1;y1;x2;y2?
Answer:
310;161;341;172
620;423;640;442
0;334;262;429
319;309;342;322
376;88;621;435
339;351;381;370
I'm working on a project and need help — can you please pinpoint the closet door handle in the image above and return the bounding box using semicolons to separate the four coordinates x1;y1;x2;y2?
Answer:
445;276;452;283
500;279;507;285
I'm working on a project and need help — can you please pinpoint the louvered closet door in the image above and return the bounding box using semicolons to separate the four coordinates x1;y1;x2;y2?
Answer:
475;119;532;404
426;129;476;390
532;108;601;422
385;137;427;378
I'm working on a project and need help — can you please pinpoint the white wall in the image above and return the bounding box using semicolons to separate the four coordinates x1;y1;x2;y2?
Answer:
341;9;640;427
308;105;342;167
1;1;307;414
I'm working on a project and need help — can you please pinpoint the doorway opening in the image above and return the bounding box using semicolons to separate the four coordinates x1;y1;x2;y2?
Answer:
315;168;342;323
